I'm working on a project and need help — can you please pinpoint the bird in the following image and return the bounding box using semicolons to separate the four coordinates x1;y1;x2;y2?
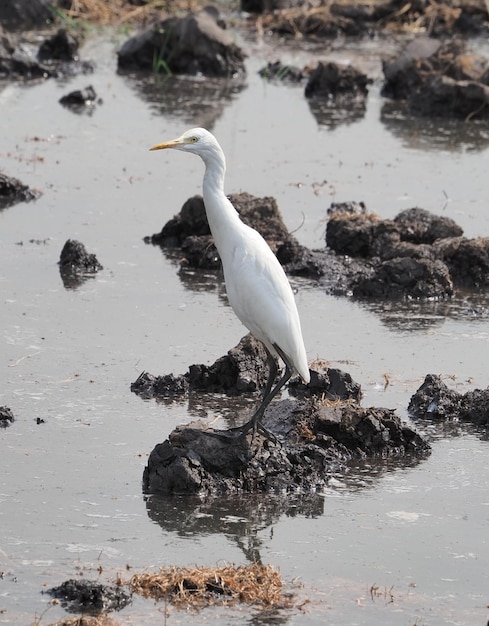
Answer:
150;128;310;441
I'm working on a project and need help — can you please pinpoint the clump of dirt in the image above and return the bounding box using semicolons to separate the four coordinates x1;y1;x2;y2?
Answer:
0;173;40;209
58;239;103;289
382;38;489;119
47;579;131;614
59;84;99;110
0;406;15;428
409;374;489;425
146;193;324;277
324;204;489;297
117;8;246;77
258;0;489;38
126;563;284;607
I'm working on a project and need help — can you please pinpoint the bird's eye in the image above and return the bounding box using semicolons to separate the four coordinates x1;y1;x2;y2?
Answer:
190;136;199;143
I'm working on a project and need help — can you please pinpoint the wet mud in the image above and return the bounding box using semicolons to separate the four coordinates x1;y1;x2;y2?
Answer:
47;579;131;615
409;374;489;426
134;335;429;495
0;406;14;428
148;194;489;300
143;397;430;495
0;172;40;209
58;239;104;289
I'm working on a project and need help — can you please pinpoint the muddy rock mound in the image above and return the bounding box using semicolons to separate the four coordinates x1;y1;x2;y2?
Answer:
117;9;246;77
409;374;489;426
143;399;430;495
382;38;489;119
305;61;370;103
434;236;489;288
38;28;79;61
0;0;52;31
59;84;99;111
324;204;489;298
353;256;453;299
259;1;488;38
47;579;131;613
0;25;93;80
132;334;273;399
58;239;103;289
132;333;361;403
146;193;323;277
0;406;15;428
258;60;304;82
0;172;40;209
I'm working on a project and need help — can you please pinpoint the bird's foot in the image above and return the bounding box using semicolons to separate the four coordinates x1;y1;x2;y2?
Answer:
204;420;279;446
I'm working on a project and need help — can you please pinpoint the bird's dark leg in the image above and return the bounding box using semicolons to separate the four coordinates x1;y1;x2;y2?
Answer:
205;344;291;443
238;344;292;442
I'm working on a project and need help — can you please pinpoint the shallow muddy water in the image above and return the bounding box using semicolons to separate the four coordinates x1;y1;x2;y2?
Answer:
1;25;489;626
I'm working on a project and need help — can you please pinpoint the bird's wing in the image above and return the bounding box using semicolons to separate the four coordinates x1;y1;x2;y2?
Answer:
223;225;306;372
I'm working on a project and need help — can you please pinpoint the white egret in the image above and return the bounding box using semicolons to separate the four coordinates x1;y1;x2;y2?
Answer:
150;128;310;440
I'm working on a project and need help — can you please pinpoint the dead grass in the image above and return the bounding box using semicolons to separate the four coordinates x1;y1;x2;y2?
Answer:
125;563;285;608
55;0;200;25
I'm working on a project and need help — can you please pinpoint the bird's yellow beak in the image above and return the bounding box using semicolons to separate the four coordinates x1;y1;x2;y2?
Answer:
150;134;196;151
149;138;181;151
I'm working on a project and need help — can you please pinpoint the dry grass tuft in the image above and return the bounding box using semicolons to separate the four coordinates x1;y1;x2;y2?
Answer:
57;0;198;25
127;563;284;608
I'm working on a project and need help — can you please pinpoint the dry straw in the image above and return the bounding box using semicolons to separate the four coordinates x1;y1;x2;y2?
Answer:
127;563;284;608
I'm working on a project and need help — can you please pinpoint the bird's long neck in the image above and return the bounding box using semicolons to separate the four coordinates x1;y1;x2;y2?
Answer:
201;149;242;253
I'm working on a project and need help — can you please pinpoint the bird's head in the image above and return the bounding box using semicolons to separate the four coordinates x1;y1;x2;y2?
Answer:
150;128;218;159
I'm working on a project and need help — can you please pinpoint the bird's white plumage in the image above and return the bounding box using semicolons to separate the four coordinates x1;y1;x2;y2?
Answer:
150;127;310;416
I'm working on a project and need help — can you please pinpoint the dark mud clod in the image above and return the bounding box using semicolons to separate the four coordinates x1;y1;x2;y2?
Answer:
117;9;246;78
146;193;323;277
409;374;489;426
143;398;430;496
0;173;40;209
58;239;103;289
47;579;131;614
59;84;99;110
136;335;430;495
0;406;15;428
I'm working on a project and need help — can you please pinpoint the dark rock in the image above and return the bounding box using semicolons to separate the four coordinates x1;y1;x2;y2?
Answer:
117;9;246;78
132;334;276;399
47;579;131;614
305;61;370;103
0;43;52;80
327;201;366;217
58;239;103;289
382;37;442;100
382;38;489;119
0;406;15;428
409;374;489;426
59;84;98;109
0;24;93;80
352;256;453;299
38;28;80;61
146;193;319;276
394;207;464;244
434;237;489;287
258;60;304;82
289;367;362;403
0;0;53;31
143;399;430;495
262;1;489;38
0;173;40;209
132;333;366;405
326;213;386;258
